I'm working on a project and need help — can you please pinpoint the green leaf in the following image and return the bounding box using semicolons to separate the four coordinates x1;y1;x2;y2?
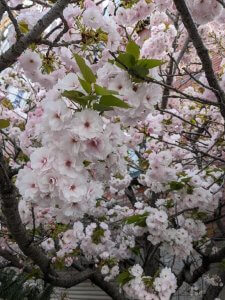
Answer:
165;199;174;209
62;90;89;107
78;77;92;94
126;40;140;60
190;118;197;125
80;95;97;101
92;227;104;244
115;53;136;70
108;59;115;64
220;259;225;270
191;211;208;220
137;58;165;69
83;160;92;167
99;95;131;109
29;42;37;51
142;277;154;288
124;212;149;227
94;84;118;95
42;62;54;74
131;246;141;256
51;224;70;239
18;21;29;34
1;98;13;110
74;54;96;83
62;90;84;98
0;119;10;129
169;181;184;191
186;185;194;195
130;65;149;78
93;103;114;112
117;271;134;286
53;258;65;270
181;177;191;183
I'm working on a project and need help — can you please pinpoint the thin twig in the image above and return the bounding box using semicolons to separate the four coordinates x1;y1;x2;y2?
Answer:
109;51;220;108
1;0;22;39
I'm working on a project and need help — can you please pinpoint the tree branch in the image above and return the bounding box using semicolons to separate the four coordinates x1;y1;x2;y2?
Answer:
0;0;22;39
109;51;220;108
46;13;69;57
0;150;93;287
172;0;225;118
0;247;28;271
73;262;127;300
177;244;225;288
0;0;71;72
0;2;6;23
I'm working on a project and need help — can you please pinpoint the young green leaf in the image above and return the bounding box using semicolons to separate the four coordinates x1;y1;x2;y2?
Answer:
62;90;89;107
74;54;96;83
62;90;84;98
0;119;10;129
18;21;29;34
117;270;134;286
1;98;13;110
126;40;140;60
115;53;136;70
78;77;92;94
94;84;118;95
99;95;131;109
131;247;141;256
124;212;149;227
169;181;184;191
93;103;114;112
137;58;165;69
92;227;104;244
130;65;149;79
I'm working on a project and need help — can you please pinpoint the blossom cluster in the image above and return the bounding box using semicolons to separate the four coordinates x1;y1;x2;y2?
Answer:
123;265;177;300
1;0;225;299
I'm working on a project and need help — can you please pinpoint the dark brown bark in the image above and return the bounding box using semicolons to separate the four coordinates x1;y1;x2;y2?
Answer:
72;262;127;300
0;0;71;72
203;269;225;300
0;2;6;23
0;150;94;287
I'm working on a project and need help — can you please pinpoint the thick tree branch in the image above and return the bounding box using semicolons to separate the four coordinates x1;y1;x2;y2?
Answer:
0;150;93;287
172;0;225;118
177;245;225;287
203;272;224;300
202;266;225;300
90;272;128;300
47;269;95;288
0;0;71;72
73;262;127;300
203;285;224;300
36;39;81;48
0;150;51;274
0;2;6;23
0;247;28;271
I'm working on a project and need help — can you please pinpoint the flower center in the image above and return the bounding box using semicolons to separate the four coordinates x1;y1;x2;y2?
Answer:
65;160;72;167
70;185;76;191
84;121;90;128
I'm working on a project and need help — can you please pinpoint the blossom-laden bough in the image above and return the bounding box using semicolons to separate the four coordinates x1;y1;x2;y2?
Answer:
1;0;225;299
